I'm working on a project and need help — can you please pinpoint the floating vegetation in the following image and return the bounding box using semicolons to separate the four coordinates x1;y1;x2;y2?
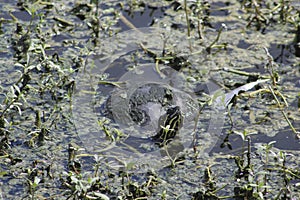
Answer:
0;0;300;199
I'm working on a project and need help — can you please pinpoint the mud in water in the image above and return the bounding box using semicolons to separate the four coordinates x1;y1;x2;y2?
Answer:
0;0;300;199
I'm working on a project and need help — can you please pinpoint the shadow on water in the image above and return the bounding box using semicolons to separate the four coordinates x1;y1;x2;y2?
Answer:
1;0;300;199
119;5;166;30
97;1;300;157
212;128;300;155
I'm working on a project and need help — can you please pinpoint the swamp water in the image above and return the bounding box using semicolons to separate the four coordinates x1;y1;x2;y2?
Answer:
73;28;226;172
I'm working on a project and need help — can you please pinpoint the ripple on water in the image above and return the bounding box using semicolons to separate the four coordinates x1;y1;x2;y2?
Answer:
73;28;224;172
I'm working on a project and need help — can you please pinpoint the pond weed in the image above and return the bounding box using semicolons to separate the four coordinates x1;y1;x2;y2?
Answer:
1;0;300;199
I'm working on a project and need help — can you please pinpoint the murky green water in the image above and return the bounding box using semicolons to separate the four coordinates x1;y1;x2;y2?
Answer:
0;0;300;199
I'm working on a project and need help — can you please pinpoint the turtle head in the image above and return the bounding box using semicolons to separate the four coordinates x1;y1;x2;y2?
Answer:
153;105;183;145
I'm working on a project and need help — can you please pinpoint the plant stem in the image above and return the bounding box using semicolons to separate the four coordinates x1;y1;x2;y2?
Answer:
184;0;190;37
268;86;299;137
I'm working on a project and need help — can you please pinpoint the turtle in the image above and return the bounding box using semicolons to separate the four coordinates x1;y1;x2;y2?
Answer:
94;51;198;147
123;83;184;145
152;105;183;145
